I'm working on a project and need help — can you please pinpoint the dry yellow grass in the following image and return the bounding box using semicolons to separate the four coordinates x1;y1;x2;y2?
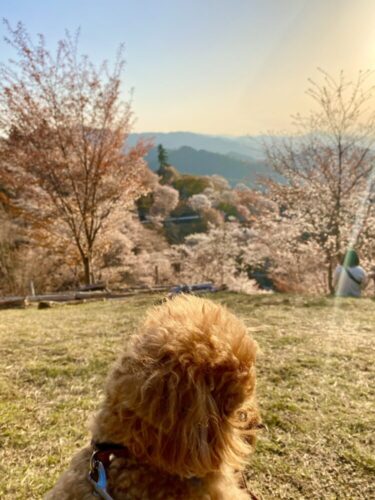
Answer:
0;293;374;499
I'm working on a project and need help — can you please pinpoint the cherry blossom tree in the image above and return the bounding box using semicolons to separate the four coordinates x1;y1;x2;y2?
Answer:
96;207;173;286
149;184;179;222
170;221;260;293
189;193;212;213
0;22;151;284
263;70;375;292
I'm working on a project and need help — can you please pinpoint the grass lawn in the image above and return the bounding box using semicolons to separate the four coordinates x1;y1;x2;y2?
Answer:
0;293;374;499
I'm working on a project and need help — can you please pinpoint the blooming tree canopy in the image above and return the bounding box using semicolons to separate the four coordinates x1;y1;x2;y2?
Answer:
0;22;151;284
263;70;375;292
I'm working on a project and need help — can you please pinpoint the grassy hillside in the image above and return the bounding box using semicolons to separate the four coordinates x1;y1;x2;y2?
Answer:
0;294;374;499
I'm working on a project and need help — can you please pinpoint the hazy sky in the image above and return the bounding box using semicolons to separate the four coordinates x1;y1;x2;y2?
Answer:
1;0;375;135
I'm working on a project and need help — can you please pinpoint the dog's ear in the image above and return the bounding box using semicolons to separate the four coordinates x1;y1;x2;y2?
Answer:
208;361;256;420
105;356;150;410
105;354;187;432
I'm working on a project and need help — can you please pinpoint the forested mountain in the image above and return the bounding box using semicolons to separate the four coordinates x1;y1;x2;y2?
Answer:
145;145;272;186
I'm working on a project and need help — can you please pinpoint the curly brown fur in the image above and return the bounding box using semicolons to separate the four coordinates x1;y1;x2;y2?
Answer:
47;295;260;499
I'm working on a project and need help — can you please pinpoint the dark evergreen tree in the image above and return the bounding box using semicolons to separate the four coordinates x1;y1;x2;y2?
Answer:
157;144;169;175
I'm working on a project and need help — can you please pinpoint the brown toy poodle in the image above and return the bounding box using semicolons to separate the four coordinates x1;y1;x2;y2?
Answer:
46;295;260;499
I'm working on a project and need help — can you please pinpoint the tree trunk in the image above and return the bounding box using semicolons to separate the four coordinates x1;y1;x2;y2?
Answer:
327;261;334;295
82;255;92;285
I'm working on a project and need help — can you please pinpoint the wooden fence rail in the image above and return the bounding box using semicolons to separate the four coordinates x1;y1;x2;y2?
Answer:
0;285;171;309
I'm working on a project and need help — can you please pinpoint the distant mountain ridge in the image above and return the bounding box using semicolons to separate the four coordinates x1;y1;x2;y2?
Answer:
128;131;265;160
145;145;273;186
128;132;276;186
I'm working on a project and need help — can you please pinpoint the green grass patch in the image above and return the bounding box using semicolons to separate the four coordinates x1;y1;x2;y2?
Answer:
0;293;374;499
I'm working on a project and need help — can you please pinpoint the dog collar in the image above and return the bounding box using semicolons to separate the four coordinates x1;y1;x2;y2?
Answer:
88;442;131;499
91;441;131;467
88;442;259;499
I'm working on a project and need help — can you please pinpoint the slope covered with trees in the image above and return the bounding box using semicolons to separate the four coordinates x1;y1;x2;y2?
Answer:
145;145;272;186
1;24;374;296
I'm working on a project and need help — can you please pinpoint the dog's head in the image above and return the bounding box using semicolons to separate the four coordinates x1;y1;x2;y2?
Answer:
99;295;260;477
